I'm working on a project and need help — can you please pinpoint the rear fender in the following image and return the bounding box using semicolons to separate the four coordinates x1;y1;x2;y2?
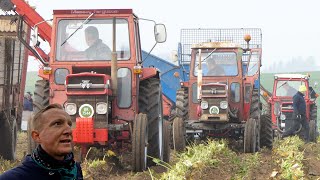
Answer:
140;68;159;80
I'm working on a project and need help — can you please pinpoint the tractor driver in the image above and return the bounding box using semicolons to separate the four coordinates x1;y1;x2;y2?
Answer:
85;26;111;60
206;57;225;76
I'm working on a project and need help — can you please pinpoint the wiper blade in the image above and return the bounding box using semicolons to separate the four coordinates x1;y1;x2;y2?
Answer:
195;48;216;68
60;12;95;46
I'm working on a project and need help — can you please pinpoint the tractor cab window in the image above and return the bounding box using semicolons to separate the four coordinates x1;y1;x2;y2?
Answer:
275;81;302;97
247;51;260;76
117;68;132;108
194;51;238;76
56;19;130;61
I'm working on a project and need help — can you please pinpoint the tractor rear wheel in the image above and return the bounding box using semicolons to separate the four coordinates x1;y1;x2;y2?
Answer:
0;115;17;160
173;117;186;151
260;114;273;148
248;89;261;151
309;105;318;142
244;118;258;153
132;113;148;172
176;88;189;120
309;120;317;142
28;80;49;153
163;120;171;163
138;78;164;166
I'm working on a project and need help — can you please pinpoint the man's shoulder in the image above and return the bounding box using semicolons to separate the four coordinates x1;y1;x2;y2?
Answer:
0;156;46;180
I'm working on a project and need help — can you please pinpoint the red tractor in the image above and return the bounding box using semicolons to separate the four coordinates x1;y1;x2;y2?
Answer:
172;28;273;153
0;0;170;171
266;74;318;142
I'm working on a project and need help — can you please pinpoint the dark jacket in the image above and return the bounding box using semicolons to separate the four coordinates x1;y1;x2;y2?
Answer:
0;155;83;180
207;65;225;76
293;91;306;116
85;39;111;60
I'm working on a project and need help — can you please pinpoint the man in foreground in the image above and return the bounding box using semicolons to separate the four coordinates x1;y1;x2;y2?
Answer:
0;104;83;180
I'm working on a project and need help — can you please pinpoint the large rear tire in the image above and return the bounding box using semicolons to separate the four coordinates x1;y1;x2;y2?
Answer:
260;114;273;148
132;113;148;172
309;120;317;142
173;117;186;151
0;115;17;160
138;78;164;166
244;118;258;153
28;80;49;153
176;88;189;120
309;105;318;142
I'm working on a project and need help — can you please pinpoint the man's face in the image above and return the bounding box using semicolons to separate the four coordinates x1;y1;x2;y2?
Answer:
207;60;216;69
85;33;95;46
32;108;73;160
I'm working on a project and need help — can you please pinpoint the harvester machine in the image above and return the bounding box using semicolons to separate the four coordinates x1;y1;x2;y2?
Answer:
0;14;29;160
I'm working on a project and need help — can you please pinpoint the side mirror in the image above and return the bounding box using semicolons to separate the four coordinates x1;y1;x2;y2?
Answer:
32;26;40;47
154;24;167;43
171;50;178;62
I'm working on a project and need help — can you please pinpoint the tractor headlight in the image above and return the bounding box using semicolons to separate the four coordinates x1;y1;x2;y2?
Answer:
220;101;228;109
96;102;108;114
201;101;209;109
280;114;286;120
65;103;77;115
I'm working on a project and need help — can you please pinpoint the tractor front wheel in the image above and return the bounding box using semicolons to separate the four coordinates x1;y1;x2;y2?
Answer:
173;117;186;151
163;120;171;163
260;114;273;148
132;113;148;172
244;118;259;153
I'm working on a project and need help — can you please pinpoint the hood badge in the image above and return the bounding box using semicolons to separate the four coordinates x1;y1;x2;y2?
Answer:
80;80;92;89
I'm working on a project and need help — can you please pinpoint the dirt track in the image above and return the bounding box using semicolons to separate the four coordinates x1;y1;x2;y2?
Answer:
9;132;320;179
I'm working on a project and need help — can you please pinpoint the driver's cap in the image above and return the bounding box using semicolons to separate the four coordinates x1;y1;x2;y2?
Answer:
298;85;307;92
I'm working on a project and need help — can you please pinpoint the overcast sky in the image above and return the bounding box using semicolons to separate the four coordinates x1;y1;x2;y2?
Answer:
26;0;320;71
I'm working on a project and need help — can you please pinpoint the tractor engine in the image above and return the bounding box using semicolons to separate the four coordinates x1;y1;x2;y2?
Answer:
64;72;112;144
199;83;229;122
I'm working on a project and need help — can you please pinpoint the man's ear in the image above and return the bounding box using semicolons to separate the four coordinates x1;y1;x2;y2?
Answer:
31;130;41;143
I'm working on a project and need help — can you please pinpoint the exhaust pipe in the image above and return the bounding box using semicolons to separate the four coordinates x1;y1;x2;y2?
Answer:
111;18;118;96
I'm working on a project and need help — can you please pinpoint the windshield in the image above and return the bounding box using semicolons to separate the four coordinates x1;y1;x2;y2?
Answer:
194;51;238;76
275;80;304;97
56;18;130;61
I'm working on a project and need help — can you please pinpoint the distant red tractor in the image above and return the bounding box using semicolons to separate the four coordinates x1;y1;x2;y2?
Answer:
266;74;318;142
172;29;273;153
1;0;170;171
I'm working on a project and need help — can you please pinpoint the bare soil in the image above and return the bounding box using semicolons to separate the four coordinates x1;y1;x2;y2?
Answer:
6;132;320;180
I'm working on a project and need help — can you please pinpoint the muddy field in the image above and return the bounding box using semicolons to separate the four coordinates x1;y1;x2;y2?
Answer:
1;132;320;180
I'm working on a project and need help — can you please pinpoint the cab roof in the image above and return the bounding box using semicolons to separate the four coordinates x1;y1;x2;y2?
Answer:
53;9;133;15
274;74;309;79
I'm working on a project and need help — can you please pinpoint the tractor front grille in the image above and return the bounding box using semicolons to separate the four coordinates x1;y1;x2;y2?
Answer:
66;75;107;93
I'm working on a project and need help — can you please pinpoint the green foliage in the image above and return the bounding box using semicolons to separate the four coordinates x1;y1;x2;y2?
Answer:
0;157;20;174
158;139;260;180
273;136;305;179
